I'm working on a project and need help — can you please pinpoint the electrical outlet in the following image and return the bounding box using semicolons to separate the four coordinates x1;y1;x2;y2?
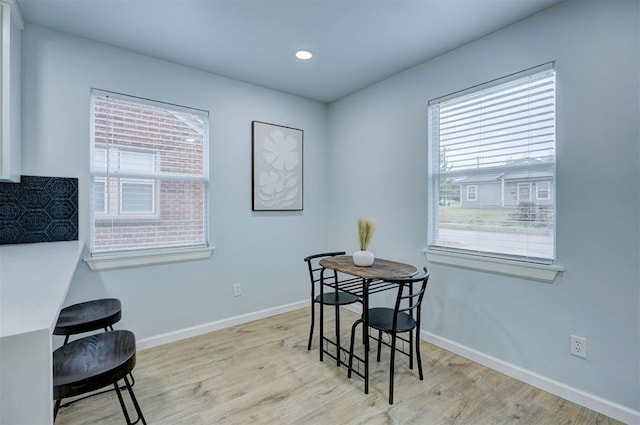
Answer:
570;335;587;358
233;283;242;297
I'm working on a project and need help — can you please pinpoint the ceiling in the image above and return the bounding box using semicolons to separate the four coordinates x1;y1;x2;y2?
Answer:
16;0;563;103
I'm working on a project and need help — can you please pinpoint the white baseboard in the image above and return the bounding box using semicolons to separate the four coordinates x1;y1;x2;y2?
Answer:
421;330;640;425
136;300;307;351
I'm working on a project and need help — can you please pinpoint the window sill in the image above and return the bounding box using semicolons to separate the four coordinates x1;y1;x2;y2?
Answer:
424;249;563;283
85;246;214;271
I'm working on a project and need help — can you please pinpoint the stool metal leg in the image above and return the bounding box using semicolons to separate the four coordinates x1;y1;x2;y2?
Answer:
114;375;147;425
53;399;61;421
124;375;146;425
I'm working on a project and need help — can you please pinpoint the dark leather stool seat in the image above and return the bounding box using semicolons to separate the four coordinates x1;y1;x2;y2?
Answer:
53;330;147;424
54;298;122;342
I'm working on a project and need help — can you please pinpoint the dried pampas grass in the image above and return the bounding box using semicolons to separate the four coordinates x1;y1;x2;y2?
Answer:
357;216;376;250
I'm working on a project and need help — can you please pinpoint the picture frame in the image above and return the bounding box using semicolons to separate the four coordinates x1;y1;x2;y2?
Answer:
252;121;303;211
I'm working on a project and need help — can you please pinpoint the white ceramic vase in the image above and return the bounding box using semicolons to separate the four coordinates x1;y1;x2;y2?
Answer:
353;249;374;267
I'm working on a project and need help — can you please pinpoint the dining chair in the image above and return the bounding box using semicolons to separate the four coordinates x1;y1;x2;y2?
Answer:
348;267;430;404
304;252;360;351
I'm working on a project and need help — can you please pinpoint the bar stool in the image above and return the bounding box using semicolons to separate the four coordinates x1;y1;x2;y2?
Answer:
53;330;147;424
53;298;135;412
54;298;122;344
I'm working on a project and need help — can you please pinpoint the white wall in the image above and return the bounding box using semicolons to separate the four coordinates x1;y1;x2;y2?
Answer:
19;0;640;420
21;25;328;340
327;0;639;415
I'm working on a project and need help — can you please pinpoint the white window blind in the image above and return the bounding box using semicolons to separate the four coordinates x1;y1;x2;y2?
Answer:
90;89;209;256
428;63;556;263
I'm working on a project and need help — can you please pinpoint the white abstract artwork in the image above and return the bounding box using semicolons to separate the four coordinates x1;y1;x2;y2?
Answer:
252;121;303;211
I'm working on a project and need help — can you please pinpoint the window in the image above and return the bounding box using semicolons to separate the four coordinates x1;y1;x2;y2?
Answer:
93;148;107;214
428;63;556;264
90;90;209;259
94;179;107;213
517;183;531;202
118;151;156;214
466;185;477;201
536;181;551;200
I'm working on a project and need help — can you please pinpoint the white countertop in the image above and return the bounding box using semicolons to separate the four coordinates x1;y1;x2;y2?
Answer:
0;240;84;338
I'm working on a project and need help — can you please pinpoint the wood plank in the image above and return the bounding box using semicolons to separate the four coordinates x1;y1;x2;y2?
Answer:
54;308;624;425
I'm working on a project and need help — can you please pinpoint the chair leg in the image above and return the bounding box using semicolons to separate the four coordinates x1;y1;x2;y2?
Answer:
348;319;362;379
389;332;397;405
376;329;383;362
307;301;315;350
335;305;341;366
415;329;424;380
409;325;414;370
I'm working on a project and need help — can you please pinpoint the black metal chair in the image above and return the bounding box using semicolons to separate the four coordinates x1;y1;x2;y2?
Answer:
53;330;147;424
304;252;360;352
348;267;430;404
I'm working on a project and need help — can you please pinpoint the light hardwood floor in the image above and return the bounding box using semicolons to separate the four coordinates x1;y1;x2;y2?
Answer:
55;308;623;425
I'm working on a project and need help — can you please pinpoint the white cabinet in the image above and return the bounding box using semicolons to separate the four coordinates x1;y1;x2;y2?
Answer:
0;0;22;182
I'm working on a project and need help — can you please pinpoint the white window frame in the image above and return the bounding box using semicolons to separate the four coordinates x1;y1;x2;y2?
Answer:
94;147;158;218
93;148;108;214
536;181;551;201
118;150;156;215
466;185;477;201
119;179;155;214
517;183;531;202
426;62;562;282
86;89;213;270
94;178;107;214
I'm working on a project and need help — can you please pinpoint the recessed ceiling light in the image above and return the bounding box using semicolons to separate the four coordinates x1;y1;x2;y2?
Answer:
295;50;313;60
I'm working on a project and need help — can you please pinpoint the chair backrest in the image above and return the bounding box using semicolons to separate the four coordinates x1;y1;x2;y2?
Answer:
304;251;346;288
388;267;430;331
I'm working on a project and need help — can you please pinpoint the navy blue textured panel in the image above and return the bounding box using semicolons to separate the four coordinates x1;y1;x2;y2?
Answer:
0;176;78;245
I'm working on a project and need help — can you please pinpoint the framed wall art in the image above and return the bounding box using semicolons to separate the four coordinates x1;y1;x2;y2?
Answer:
252;121;303;211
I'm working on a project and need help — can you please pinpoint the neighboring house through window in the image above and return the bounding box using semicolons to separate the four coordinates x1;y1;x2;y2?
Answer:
90;89;209;259
427;62;556;263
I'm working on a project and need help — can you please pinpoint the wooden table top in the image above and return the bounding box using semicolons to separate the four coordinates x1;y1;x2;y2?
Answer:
319;255;417;280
